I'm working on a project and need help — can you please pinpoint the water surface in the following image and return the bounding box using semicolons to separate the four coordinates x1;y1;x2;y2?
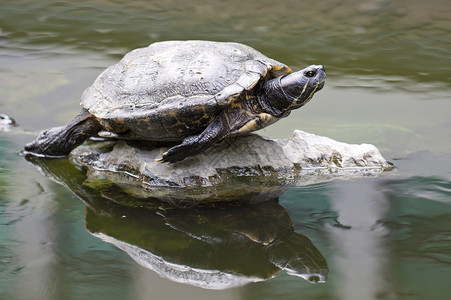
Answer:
1;1;451;299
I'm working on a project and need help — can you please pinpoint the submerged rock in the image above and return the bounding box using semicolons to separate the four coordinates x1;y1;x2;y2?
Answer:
68;130;392;205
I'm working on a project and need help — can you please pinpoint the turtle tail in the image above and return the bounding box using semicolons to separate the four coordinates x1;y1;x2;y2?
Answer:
24;108;102;157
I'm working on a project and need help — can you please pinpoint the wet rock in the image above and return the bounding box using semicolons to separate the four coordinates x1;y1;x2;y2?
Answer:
68;130;392;205
0;114;16;132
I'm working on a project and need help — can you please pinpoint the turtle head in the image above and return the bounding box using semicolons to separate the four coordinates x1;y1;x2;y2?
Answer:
280;65;326;109
257;65;326;116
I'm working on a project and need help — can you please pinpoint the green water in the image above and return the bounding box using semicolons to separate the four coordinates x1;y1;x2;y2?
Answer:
1;0;451;299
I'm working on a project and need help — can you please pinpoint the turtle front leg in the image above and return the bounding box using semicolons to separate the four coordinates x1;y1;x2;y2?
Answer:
157;109;277;163
157;116;228;163
24;108;102;157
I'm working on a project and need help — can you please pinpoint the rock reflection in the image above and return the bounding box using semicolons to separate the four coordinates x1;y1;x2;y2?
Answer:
26;156;328;289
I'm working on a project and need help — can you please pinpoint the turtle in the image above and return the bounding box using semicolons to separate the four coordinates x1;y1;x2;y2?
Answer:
25;40;326;163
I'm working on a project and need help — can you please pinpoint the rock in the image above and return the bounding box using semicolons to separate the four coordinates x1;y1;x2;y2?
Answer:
68;130;392;205
0;114;16;132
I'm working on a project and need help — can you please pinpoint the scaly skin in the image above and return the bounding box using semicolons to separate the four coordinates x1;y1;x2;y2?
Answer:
158;92;272;163
24;109;102;157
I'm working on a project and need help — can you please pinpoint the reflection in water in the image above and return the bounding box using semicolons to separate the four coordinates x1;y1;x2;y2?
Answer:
86;200;328;289
27;157;328;289
327;180;391;300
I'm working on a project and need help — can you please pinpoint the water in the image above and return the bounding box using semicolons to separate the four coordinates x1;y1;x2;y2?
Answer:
1;0;451;299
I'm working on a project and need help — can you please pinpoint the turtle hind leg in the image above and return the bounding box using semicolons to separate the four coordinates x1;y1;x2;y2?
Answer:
24;108;102;157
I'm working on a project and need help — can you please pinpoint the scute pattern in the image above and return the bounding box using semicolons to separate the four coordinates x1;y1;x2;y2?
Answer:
80;40;288;141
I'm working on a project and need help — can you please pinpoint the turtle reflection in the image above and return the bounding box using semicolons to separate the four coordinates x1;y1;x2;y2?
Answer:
86;199;328;289
27;157;328;289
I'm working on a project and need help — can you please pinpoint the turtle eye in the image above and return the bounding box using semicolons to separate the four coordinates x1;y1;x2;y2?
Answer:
304;70;316;78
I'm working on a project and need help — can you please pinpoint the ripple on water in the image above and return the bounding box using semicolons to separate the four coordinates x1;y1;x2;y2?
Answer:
380;176;451;266
280;183;339;232
1;0;450;85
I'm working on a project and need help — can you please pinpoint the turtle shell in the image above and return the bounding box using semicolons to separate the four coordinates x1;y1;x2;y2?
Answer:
81;40;291;141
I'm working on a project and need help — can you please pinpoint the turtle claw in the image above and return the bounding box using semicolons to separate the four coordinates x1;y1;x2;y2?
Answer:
156;141;200;163
157;148;187;164
154;148;181;163
154;157;165;163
